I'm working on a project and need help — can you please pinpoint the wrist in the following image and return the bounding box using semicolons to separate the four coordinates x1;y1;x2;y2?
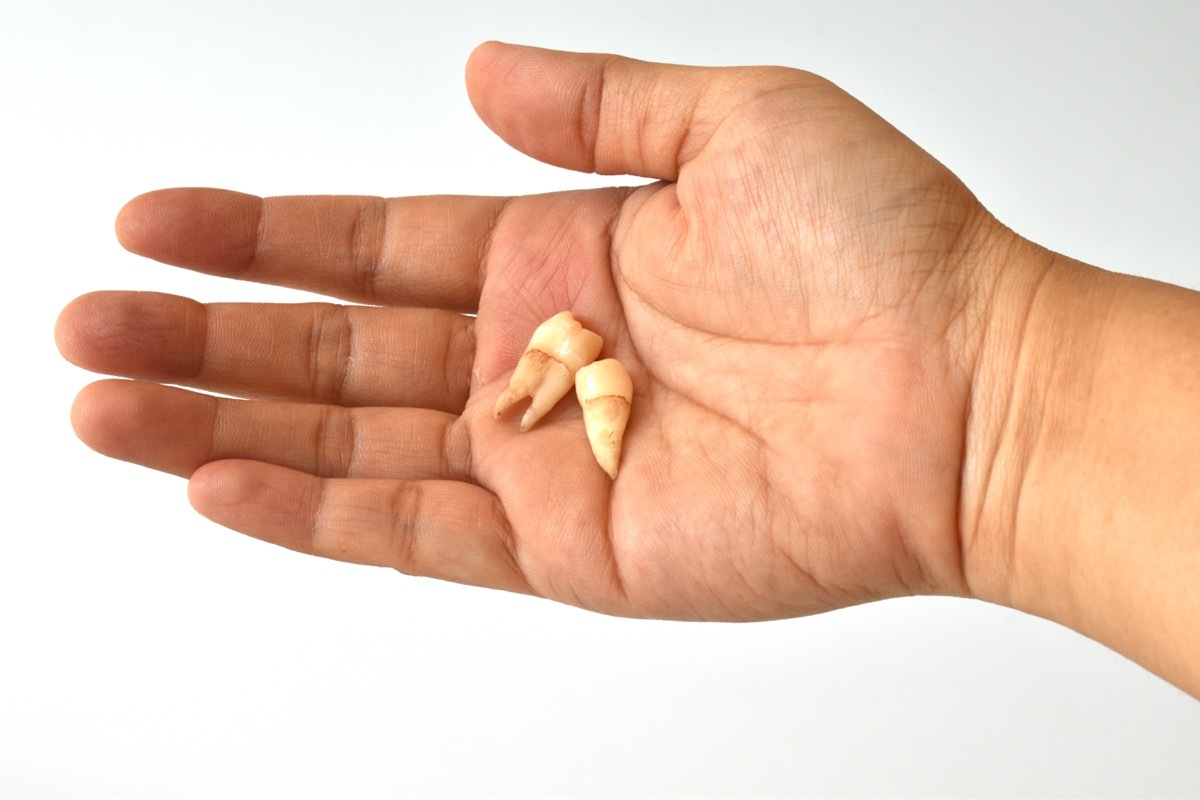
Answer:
961;236;1200;695
960;241;1116;609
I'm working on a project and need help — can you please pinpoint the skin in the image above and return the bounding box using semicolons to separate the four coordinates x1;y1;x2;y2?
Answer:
56;43;1200;697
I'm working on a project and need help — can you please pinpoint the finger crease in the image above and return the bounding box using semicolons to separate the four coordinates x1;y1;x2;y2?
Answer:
387;483;421;574
191;301;213;382
578;57;613;173
309;305;354;405
351;198;387;302
313;405;355;478
309;477;333;557
439;415;468;481
475;196;513;287
238;198;267;277
490;494;525;588
443;317;475;410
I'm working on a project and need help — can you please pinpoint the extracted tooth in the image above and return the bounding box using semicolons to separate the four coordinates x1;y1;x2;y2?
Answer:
574;358;632;480
494;311;604;431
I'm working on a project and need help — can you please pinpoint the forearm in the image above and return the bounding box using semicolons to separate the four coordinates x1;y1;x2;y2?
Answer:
966;240;1200;697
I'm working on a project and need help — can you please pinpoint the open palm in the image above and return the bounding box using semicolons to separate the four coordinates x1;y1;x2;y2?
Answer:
59;44;1003;619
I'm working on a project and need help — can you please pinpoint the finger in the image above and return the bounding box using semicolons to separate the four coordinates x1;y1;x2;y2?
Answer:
465;41;799;180
71;380;473;482
188;460;530;594
116;188;506;309
56;291;474;410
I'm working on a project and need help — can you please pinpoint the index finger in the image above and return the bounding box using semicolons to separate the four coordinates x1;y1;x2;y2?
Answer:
116;188;505;311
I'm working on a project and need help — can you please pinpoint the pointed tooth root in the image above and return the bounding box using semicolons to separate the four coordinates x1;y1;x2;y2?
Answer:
495;311;604;430
575;359;633;479
580;396;631;479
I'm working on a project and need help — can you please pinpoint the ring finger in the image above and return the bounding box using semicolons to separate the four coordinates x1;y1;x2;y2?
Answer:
71;380;474;482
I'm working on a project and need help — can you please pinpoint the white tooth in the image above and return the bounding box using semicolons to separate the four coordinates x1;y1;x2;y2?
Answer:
494;311;603;431
574;358;632;480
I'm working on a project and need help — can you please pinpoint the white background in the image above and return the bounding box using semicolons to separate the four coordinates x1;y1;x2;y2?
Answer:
4;1;1199;796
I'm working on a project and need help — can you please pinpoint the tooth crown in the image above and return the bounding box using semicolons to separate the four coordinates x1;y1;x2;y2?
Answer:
574;358;633;403
493;311;603;431
528;311;604;373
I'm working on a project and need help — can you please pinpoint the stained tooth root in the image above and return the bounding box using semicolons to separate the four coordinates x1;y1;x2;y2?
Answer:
493;311;603;431
575;358;633;479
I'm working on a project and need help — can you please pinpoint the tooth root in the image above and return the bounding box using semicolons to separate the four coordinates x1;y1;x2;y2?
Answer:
520;360;571;431
575;359;633;480
494;311;604;430
581;396;631;479
493;349;554;420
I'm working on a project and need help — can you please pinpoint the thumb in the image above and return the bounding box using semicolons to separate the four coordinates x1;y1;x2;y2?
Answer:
464;41;795;181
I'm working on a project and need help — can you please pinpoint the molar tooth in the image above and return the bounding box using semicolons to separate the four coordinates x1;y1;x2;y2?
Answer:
574;358;633;480
493;311;603;431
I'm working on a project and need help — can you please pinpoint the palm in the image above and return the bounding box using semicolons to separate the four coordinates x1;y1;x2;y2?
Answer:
60;45;990;619
465;75;982;616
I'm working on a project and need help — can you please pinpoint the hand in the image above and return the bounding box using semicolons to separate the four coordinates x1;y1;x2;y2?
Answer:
57;43;1016;620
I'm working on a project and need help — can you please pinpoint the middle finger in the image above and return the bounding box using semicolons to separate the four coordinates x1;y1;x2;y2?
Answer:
57;291;475;410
